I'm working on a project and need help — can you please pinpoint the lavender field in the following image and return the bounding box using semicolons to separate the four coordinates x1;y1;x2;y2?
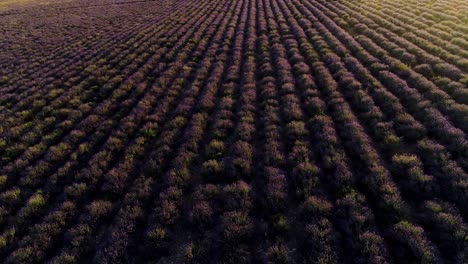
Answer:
0;0;467;263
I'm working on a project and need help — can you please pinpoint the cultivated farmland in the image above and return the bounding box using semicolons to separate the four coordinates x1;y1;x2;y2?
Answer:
0;0;467;263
